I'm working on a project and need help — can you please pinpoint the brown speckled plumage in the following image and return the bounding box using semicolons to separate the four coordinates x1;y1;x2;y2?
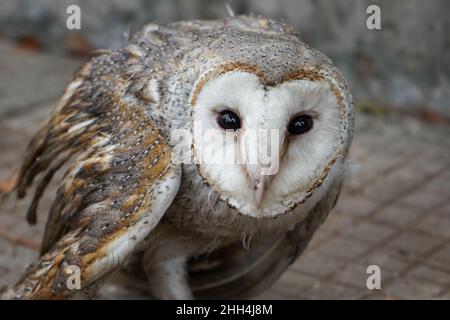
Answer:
11;50;179;298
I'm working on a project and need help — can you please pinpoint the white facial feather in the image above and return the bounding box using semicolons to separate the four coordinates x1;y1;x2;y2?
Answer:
192;71;342;218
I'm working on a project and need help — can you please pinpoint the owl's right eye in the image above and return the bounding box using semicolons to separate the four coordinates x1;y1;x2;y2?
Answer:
217;110;241;130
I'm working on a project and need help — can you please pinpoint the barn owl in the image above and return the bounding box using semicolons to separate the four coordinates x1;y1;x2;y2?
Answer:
1;15;353;300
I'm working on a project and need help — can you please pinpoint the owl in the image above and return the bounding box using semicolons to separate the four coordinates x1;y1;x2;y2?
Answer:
1;15;353;300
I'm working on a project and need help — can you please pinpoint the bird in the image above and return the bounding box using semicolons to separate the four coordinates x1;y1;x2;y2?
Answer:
0;15;353;300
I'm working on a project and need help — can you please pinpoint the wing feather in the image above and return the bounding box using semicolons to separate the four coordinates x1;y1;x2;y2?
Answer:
9;52;181;299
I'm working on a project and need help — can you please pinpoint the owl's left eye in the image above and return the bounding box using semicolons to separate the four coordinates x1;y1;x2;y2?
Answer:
217;110;241;130
287;114;313;135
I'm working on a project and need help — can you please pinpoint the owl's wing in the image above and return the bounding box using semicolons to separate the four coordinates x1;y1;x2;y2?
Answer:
189;179;343;299
9;58;181;299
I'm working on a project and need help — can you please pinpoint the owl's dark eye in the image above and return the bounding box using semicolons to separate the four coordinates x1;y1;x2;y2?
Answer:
287;115;313;135
217;110;241;130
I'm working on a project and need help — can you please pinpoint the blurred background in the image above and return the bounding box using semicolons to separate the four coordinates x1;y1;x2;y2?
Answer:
0;0;449;299
1;0;449;118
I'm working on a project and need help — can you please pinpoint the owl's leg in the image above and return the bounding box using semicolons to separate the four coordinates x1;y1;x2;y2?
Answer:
143;241;193;300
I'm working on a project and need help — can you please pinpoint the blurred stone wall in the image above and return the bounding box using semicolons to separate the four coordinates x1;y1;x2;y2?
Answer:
0;0;449;117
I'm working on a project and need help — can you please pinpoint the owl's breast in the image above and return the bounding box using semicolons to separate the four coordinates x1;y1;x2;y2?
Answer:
159;164;309;241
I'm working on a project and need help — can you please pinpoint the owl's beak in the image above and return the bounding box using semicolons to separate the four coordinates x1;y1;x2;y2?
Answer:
253;176;266;208
245;167;274;208
239;128;280;209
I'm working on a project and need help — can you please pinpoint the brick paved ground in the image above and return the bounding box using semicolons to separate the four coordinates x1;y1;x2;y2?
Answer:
1;41;449;299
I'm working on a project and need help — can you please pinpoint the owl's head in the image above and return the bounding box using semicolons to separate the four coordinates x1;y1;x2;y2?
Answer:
188;67;352;219
170;18;353;219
